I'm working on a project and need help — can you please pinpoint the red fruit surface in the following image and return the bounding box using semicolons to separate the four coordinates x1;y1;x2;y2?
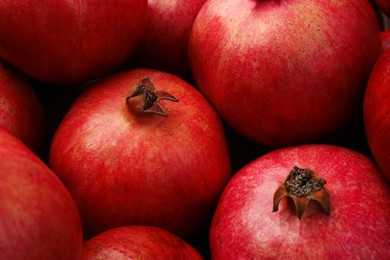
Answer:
132;0;207;79
210;144;390;259
49;68;231;238
81;226;203;259
0;64;45;150
189;0;381;147
364;48;390;181
0;1;147;84
0;128;83;260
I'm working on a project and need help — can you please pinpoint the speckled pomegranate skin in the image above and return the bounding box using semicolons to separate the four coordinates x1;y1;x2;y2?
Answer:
49;68;231;239
189;0;381;147
210;144;390;259
364;48;390;181
0;128;83;260
81;226;203;259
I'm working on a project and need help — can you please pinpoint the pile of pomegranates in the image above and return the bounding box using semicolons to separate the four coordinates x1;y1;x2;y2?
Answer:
0;0;389;259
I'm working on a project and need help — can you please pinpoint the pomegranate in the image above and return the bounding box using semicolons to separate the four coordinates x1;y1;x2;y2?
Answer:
0;128;83;260
364;48;390;181
131;0;207;79
49;68;231;239
0;63;45;151
81;226;203;259
210;144;390;258
0;1;147;84
189;0;382;147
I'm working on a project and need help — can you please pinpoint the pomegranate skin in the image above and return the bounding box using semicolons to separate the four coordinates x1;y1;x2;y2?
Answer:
0;128;83;260
0;1;147;84
189;0;382;147
364;48;390;181
131;0;207;79
81;226;203;259
49;68;231;239
210;144;390;259
0;64;45;151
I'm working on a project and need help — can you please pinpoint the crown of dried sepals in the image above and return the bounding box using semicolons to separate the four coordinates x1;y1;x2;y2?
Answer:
126;77;179;117
273;165;330;220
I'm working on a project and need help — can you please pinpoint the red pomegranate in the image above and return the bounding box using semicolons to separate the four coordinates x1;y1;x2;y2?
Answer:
0;1;147;84
0;63;45;151
189;0;382;147
210;144;390;259
49;68;231;239
131;0;207;79
364;48;390;181
0;128;83;260
81;226;203;259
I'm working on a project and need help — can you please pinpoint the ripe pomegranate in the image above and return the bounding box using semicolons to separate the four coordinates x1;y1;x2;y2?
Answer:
49;68;231;239
210;144;390;259
0;63;45;151
0;128;83;260
364;48;390;181
189;0;382;147
0;1;147;84
131;0;207;79
81;226;203;259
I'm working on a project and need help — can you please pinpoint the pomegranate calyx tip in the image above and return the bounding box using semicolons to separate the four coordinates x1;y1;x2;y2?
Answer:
126;77;179;117
273;165;330;220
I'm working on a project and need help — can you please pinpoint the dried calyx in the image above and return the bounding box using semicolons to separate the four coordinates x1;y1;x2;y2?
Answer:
273;165;330;219
126;77;179;117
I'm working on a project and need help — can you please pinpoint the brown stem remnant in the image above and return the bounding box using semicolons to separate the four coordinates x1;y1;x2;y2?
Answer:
126;77;179;117
273;165;330;219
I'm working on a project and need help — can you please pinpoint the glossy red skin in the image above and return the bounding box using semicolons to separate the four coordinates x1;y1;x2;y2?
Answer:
376;0;390;16
49;68;231;238
364;49;390;181
189;0;381;147
0;1;147;84
0;128;83;260
0;64;45;151
132;0;206;79
210;144;390;259
81;226;203;259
